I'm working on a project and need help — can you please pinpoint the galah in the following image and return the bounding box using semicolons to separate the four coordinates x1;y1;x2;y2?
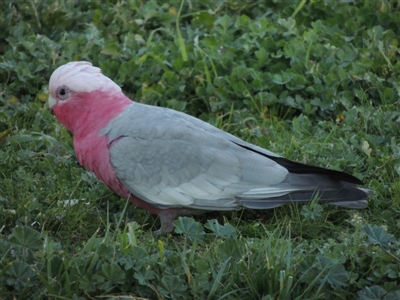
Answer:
48;61;370;233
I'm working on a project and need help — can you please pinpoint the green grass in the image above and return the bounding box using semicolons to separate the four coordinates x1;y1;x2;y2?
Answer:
1;0;400;299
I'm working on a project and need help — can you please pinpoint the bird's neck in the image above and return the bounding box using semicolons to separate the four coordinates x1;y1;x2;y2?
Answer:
54;89;133;139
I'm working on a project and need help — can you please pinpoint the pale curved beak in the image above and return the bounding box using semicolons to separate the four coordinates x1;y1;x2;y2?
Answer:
48;95;57;114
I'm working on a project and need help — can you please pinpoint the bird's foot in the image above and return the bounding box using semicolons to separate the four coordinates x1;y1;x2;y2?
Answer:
153;211;176;235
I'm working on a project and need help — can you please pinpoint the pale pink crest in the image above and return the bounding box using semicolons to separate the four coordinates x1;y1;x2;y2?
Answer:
49;61;121;99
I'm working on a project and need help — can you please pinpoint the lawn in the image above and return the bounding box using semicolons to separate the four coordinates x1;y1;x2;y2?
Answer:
1;1;400;299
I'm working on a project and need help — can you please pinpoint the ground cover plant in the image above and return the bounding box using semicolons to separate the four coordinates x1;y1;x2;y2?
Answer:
1;0;400;299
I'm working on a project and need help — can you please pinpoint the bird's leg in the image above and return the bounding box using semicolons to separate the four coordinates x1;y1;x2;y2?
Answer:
155;208;208;235
155;210;177;235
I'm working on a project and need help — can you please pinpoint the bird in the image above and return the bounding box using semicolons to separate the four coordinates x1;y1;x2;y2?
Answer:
48;61;370;234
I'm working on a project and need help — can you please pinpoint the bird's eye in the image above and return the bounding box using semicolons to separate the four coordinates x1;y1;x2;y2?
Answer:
57;85;70;100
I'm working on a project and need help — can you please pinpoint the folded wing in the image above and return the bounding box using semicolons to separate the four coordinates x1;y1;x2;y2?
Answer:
101;103;369;210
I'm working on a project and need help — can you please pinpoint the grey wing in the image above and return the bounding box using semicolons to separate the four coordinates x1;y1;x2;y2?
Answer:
101;103;289;209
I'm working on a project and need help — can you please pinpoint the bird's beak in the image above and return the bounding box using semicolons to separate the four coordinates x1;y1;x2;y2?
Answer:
48;95;56;115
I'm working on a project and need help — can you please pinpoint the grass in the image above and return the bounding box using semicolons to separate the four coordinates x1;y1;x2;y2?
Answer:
1;0;400;299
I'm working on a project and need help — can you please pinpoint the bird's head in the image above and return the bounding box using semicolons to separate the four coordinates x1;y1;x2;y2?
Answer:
48;61;130;135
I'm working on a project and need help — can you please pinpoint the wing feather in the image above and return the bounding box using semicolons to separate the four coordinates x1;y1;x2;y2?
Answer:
102;103;288;208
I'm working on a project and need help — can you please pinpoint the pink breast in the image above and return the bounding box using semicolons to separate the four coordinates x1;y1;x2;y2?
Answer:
74;134;130;198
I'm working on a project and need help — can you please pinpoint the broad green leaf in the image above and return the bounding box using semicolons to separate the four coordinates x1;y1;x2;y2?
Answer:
301;204;323;221
385;290;400;300
133;268;155;285
9;226;42;251
100;262;125;284
173;217;205;241
157;275;187;299
6;261;37;291
205;219;237;238
215;239;243;261
300;256;349;288
358;285;387;300
362;225;396;249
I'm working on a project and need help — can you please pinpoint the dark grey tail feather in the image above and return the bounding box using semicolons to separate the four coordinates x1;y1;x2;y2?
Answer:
238;185;369;209
233;142;364;185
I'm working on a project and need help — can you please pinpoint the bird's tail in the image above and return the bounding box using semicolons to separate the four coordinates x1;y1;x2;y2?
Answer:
237;173;371;209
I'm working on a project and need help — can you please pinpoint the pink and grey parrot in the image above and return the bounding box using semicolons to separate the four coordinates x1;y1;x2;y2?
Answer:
48;61;369;233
